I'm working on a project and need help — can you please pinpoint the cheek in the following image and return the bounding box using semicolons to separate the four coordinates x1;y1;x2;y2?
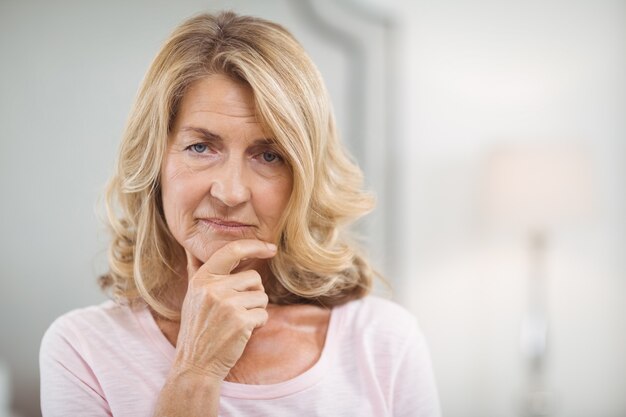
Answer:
160;163;203;230
258;176;293;223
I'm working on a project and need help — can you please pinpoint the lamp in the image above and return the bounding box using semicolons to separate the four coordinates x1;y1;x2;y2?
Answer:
483;144;593;417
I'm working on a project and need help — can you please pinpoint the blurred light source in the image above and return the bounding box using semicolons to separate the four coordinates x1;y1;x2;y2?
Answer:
482;144;593;417
484;145;593;231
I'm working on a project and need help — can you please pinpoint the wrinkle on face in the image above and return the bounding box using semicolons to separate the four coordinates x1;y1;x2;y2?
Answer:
160;74;292;266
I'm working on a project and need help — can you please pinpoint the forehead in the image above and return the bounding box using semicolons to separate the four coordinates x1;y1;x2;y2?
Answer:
176;74;257;121
168;74;287;153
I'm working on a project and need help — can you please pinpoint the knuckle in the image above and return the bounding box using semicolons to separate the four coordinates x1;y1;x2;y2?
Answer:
260;292;269;305
193;280;222;299
244;269;262;282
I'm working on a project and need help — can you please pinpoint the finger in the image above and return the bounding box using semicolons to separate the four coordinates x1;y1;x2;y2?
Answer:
246;307;269;329
201;239;277;276
192;269;265;291
226;270;265;292
233;290;269;310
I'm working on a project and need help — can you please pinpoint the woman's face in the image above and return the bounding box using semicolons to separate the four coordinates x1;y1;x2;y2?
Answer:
160;74;292;268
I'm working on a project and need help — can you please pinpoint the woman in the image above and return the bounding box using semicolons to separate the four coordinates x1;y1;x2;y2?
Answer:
40;11;440;417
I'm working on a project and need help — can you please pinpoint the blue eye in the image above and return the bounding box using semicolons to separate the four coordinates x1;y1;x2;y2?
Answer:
190;143;208;153
262;151;280;163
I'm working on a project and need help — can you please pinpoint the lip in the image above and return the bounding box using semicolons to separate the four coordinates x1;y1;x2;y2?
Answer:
199;218;254;234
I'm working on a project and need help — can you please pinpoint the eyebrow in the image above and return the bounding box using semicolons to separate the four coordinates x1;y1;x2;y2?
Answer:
180;126;221;142
179;126;275;145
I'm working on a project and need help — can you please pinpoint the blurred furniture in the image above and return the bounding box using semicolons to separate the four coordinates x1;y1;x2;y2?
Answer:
484;144;593;416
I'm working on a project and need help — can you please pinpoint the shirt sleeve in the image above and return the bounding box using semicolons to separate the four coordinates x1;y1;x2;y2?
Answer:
39;316;112;417
391;322;442;417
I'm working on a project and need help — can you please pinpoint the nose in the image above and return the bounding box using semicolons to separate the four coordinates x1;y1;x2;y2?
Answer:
208;157;251;208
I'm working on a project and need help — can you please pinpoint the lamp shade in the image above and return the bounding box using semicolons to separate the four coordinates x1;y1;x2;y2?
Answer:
483;144;593;231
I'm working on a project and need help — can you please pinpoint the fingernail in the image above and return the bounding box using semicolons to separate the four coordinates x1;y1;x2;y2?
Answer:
267;243;277;252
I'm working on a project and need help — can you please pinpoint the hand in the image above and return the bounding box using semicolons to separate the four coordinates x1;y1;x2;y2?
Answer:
172;239;277;382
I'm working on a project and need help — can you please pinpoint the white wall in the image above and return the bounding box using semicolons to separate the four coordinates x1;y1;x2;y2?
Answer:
400;1;626;416
0;1;384;416
0;1;624;417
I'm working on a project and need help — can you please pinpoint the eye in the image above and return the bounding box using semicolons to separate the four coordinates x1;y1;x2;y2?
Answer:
261;151;281;163
188;143;208;153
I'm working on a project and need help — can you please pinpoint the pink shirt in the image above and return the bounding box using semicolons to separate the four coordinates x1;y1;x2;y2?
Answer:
40;296;440;416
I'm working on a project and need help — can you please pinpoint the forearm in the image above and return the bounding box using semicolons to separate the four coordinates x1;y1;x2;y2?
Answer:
153;369;222;417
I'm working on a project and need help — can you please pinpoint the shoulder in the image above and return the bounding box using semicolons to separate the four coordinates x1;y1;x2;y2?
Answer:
330;296;441;412
331;295;425;361
339;295;419;337
39;301;162;415
40;300;143;359
43;300;135;336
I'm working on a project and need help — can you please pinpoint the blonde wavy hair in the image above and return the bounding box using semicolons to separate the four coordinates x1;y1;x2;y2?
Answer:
100;11;377;320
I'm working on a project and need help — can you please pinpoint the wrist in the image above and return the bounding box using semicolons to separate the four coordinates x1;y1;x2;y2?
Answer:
155;368;222;417
167;364;224;390
171;352;230;382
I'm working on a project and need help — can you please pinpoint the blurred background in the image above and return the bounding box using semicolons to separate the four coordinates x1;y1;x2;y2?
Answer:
0;0;624;416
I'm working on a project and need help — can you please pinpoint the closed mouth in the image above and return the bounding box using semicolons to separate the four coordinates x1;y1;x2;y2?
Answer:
199;218;254;231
